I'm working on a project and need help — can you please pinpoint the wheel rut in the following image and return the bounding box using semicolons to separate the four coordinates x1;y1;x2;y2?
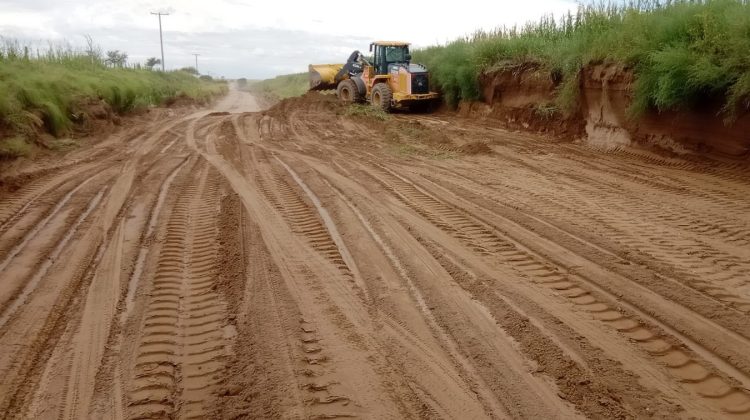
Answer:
252;150;355;281
363;161;750;416
126;163;229;420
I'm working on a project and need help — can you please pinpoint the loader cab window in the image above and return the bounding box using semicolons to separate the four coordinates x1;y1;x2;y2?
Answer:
372;44;410;75
385;46;408;63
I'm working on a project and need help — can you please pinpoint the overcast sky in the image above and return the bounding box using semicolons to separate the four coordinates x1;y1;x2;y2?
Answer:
0;0;579;79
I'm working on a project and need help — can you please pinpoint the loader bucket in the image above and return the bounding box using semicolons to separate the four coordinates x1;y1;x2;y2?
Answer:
309;64;343;91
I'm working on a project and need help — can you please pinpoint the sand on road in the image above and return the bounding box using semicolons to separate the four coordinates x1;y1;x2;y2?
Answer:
1;87;749;419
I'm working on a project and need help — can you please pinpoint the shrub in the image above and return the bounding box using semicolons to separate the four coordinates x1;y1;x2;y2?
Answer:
0;41;227;137
412;0;750;117
344;104;390;121
0;137;32;159
250;73;308;100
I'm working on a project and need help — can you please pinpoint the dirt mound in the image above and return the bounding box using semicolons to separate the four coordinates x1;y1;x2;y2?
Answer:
265;91;341;117
458;140;492;155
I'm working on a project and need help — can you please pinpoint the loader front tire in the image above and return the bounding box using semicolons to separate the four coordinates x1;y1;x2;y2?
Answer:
370;83;392;112
337;79;361;103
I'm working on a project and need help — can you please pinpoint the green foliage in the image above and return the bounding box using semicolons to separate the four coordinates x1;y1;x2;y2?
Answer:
105;50;128;68
343;104;390;120
413;41;480;107
0;137;32;159
412;0;750;117
249;73;308;100
145;57;161;70
180;67;199;75
0;38;227;157
534;103;559;120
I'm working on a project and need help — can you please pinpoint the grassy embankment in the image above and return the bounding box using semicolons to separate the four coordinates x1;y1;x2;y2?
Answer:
245;73;308;103
0;40;227;158
242;1;750;120
412;0;750;118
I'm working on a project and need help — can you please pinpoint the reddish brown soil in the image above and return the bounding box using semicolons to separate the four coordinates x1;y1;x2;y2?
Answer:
1;87;749;420
465;64;750;158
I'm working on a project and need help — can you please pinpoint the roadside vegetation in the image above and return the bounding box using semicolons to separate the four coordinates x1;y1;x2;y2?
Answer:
0;38;226;158
246;72;308;102
412;0;750;117
343;104;390;121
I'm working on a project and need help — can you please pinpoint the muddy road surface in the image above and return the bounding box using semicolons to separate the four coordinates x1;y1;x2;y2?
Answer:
1;87;749;419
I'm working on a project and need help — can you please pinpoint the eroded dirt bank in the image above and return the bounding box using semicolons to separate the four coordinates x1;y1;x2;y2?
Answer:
464;64;750;158
0;88;749;419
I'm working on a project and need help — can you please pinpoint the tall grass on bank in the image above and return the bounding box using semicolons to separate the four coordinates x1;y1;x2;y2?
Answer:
412;0;750;117
0;38;226;157
247;73;308;101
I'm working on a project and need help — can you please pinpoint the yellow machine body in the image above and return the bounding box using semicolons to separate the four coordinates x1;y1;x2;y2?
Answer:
308;64;343;91
308;41;439;110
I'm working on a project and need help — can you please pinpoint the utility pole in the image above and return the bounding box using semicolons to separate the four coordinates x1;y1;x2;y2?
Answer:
193;53;200;74
150;12;169;71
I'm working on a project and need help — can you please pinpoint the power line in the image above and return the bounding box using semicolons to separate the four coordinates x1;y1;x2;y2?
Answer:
150;12;169;71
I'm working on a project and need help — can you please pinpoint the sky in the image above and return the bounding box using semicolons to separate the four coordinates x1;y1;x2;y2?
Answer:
0;0;579;79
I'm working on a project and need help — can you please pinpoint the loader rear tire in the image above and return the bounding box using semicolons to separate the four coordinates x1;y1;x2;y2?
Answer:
371;83;392;112
337;79;361;103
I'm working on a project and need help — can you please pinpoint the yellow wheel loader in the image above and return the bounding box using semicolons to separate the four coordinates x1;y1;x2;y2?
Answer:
309;41;439;112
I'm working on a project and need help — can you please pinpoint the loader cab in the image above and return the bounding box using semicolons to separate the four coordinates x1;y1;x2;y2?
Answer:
370;42;411;75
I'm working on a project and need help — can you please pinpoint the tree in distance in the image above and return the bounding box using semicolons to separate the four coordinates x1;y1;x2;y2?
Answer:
179;66;199;75
145;57;162;70
105;50;128;68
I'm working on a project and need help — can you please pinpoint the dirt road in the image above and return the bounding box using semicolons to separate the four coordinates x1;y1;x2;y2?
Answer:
1;87;749;419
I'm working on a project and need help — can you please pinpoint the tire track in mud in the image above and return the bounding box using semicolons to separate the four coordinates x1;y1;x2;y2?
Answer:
61;218;125;420
548;157;750;248
407;160;750;359
0;155;111;234
427;165;750;311
550;168;750;293
0;120;188;239
363;162;750;416
432;125;750;249
0;173;98;276
252;150;356;281
0;117;195;418
245;150;364;419
0;186;106;329
562;148;750;215
201;116;411;418
0;183;114;418
126;163;229;420
123;156;193;320
212;192;306;419
419;159;750;311
320;177;513;418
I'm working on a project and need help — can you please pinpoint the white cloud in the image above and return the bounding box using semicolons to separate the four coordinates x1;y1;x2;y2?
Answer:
0;0;579;78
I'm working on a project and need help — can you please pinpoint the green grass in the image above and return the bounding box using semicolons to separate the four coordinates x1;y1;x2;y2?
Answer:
0;137;32;158
0;38;227;152
412;0;750;118
343;104;390;120
248;73;308;101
